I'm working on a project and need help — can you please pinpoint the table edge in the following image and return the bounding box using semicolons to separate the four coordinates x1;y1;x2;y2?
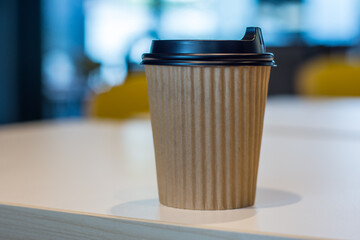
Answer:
0;202;327;240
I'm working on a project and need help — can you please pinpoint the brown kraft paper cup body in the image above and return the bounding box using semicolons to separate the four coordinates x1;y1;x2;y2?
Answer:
145;65;271;210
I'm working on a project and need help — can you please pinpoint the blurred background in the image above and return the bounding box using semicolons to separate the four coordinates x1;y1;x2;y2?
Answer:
1;0;360;124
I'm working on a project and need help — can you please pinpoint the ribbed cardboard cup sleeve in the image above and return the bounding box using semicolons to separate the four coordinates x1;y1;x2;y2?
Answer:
145;65;271;210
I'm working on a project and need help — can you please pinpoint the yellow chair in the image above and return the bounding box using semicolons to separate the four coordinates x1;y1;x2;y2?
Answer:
296;55;360;96
92;71;149;119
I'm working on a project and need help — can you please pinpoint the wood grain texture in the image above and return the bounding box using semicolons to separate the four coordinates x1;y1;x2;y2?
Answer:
0;203;300;240
145;65;271;210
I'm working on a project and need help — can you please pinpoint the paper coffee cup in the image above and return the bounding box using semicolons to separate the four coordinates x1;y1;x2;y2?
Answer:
142;27;275;210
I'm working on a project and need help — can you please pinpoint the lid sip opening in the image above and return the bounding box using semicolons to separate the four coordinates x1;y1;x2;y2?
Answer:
141;27;276;67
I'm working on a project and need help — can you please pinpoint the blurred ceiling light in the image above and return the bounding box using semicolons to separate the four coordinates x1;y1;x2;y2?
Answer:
84;0;150;64
160;8;217;38
303;0;360;45
42;50;75;90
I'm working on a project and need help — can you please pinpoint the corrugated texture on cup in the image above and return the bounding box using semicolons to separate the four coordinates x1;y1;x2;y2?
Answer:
141;27;276;67
146;65;270;210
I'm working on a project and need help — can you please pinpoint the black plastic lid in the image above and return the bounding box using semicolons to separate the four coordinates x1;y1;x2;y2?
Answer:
141;27;276;67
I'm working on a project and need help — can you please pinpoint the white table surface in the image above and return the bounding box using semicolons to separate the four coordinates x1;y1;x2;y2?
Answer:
1;97;360;240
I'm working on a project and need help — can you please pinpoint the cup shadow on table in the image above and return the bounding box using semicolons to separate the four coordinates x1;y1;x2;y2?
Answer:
109;187;301;225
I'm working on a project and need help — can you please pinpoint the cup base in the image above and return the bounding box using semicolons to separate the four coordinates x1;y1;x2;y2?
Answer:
159;198;255;211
